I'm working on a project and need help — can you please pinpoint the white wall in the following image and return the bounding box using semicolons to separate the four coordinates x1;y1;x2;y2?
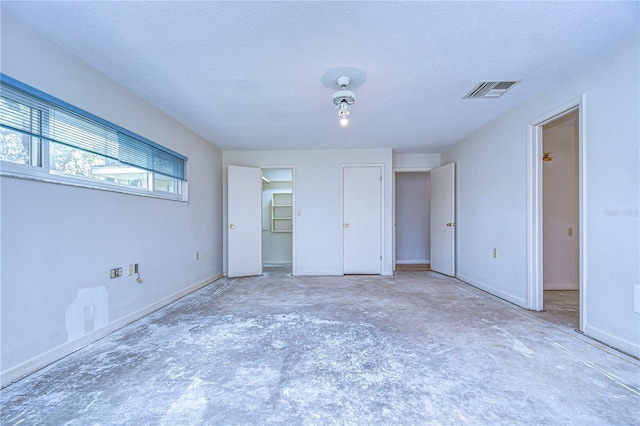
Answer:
543;116;579;290
223;149;394;276
1;12;223;384
393;153;441;170
395;172;431;264
442;32;640;356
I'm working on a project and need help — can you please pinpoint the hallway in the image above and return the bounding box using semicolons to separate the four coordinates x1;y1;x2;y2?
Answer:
2;272;638;424
535;290;580;330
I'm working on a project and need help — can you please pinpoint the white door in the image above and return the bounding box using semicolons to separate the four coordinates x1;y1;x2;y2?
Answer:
343;166;382;274
228;165;262;278
430;163;455;276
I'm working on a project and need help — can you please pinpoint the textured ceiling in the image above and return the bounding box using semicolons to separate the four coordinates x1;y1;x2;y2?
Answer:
2;1;639;153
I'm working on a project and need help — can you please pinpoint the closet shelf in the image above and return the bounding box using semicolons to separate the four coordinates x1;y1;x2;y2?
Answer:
271;192;293;233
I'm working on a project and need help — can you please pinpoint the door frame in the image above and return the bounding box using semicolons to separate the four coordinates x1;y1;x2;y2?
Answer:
261;165;297;275
392;168;433;272
341;164;384;275
527;95;586;331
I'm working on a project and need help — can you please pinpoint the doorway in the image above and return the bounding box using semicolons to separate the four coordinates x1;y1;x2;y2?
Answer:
395;171;431;271
542;111;580;329
527;96;584;331
261;168;293;275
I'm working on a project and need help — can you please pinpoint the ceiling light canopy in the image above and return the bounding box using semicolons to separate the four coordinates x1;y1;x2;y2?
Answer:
332;76;356;127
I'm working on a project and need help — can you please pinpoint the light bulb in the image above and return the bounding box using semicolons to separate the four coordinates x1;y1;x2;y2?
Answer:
338;101;351;116
340;117;349;126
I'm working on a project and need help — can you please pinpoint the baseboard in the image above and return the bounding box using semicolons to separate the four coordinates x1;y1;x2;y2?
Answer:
395;259;430;265
1;273;223;388
543;283;579;291
294;270;343;276
584;323;640;359
456;274;528;308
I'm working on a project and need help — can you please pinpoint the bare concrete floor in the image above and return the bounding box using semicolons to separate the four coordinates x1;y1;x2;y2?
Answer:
2;271;639;425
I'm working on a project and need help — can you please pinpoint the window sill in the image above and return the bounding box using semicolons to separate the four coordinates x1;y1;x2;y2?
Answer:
0;167;188;202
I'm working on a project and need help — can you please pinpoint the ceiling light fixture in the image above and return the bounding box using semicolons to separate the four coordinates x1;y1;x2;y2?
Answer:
332;76;356;127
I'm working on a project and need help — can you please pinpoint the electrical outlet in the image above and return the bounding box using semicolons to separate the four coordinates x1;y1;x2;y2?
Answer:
493;248;497;258
110;269;117;279
128;264;134;276
117;267;123;277
568;227;573;237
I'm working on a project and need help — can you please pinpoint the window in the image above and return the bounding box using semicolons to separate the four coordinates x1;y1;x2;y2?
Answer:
0;89;44;167
0;74;187;200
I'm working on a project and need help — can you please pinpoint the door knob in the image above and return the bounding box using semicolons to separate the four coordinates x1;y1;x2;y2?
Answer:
344;223;350;228
229;224;235;229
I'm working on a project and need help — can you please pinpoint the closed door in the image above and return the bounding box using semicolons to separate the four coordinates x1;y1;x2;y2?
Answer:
343;166;382;274
430;162;455;276
228;165;262;278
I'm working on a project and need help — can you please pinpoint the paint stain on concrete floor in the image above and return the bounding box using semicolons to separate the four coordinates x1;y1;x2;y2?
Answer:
2;271;639;425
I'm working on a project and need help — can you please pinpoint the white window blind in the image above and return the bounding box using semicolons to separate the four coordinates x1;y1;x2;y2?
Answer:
0;75;186;181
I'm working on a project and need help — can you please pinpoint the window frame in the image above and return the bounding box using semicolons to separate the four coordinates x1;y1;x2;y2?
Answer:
0;74;188;201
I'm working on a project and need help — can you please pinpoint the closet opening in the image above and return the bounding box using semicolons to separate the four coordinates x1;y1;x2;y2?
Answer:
394;171;431;272
261;168;293;275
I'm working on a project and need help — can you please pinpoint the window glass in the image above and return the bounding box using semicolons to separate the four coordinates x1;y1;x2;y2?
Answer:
0;96;41;165
50;142;150;189
1;127;32;165
154;172;179;194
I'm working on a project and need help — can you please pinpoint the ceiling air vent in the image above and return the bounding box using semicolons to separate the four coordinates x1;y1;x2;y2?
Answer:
463;81;519;99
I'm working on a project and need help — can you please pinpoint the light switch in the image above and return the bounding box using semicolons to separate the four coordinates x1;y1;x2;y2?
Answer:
568;228;573;236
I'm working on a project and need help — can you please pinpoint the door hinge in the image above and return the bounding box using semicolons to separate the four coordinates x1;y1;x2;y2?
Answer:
380;175;382;181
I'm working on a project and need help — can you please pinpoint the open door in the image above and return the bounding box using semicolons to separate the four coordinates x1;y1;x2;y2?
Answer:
430;163;455;276
343;166;382;274
228;165;262;278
